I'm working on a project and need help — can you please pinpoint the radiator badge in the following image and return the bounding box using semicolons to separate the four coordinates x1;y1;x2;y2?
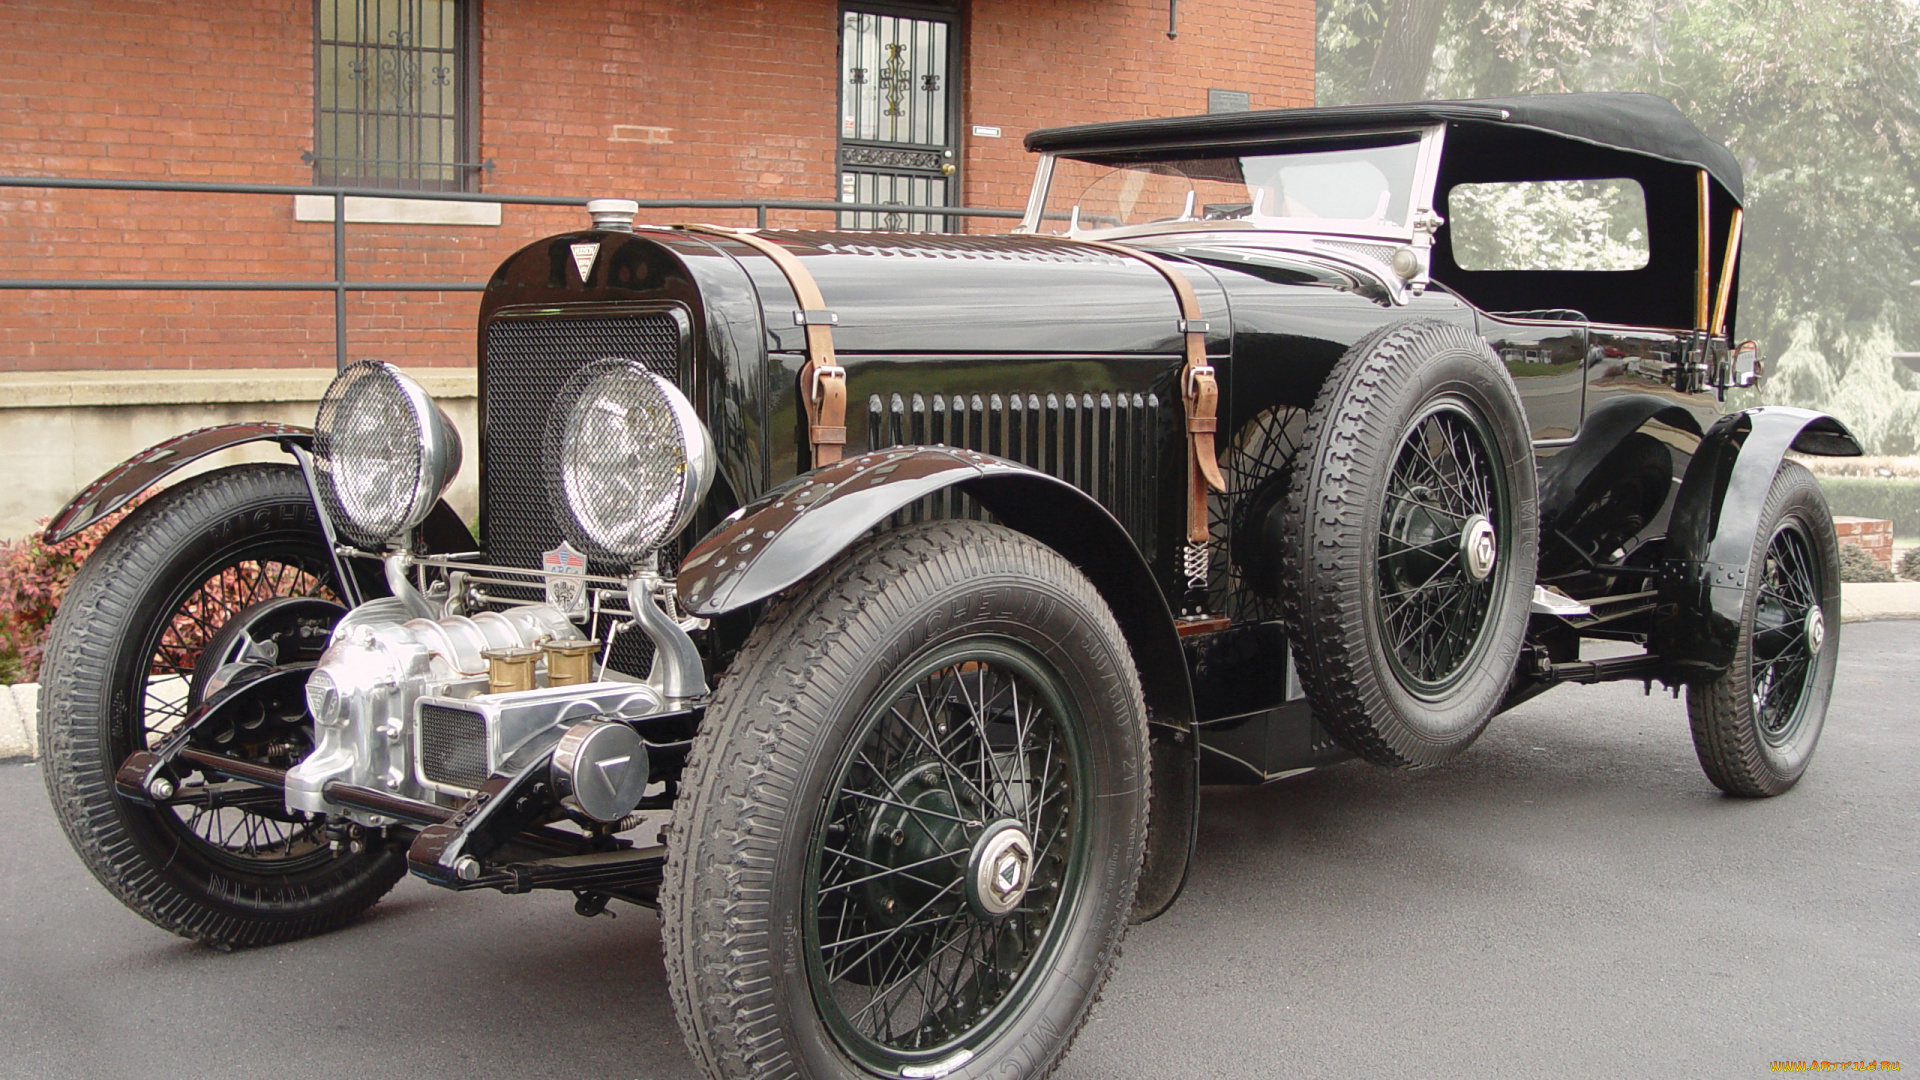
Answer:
541;541;591;618
570;241;600;284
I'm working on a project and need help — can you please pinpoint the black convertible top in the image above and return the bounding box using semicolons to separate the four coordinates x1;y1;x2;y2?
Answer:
1026;93;1742;203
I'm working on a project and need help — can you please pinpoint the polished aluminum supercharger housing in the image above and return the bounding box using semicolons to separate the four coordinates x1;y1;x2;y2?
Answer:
287;596;668;825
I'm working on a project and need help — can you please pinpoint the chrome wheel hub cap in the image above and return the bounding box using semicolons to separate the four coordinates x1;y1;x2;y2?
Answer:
966;820;1033;919
1806;604;1826;655
1462;514;1498;582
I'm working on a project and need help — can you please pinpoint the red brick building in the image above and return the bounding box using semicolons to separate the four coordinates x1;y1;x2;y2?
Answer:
0;0;1312;533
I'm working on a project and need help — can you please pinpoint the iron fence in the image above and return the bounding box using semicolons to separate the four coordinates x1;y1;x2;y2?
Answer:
0;175;1025;370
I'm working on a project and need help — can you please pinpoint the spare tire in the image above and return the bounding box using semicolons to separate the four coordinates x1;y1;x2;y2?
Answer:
1279;319;1538;768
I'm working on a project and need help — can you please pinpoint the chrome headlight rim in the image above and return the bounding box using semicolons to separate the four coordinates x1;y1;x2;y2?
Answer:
313;360;463;549
545;358;715;566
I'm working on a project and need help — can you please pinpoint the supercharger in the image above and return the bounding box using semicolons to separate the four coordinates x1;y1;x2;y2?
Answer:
281;564;707;829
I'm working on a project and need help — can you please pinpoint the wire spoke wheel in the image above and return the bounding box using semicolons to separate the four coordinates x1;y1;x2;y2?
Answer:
1686;461;1840;798
1750;522;1820;745
38;464;404;946
1280;320;1537;769
806;646;1085;1064
1374;401;1506;693
1210;405;1309;622
663;520;1147;1080
137;558;339;870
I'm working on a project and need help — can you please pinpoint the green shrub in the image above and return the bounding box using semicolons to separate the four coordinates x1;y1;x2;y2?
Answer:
0;500;143;684
1838;543;1896;583
1900;547;1920;582
1815;477;1920;536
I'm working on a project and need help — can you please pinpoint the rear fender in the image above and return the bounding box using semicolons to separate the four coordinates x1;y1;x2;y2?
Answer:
1538;395;1704;526
677;446;1199;921
1653;406;1861;681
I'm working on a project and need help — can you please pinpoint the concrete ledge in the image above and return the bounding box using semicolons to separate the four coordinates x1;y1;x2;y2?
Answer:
0;367;476;409
0;366;479;539
293;194;502;227
0;683;39;762
1840;581;1920;623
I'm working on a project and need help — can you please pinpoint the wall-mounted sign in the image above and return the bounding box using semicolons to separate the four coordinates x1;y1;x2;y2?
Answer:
971;125;1002;138
1207;89;1251;114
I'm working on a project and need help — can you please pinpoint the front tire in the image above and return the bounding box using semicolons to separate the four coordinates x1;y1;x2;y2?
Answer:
1280;320;1539;768
663;520;1149;1080
38;464;403;947
1687;461;1840;797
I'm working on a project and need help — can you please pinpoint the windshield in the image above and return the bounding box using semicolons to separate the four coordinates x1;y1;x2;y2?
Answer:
1037;136;1424;236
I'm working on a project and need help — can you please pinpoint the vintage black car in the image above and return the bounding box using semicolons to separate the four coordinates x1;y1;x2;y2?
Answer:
38;92;1859;1080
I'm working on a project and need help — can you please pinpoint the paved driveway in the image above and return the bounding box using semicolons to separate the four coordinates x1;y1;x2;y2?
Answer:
4;621;1916;1080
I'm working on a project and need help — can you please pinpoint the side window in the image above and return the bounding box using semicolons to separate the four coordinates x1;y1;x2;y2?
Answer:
1446;179;1649;271
313;0;478;191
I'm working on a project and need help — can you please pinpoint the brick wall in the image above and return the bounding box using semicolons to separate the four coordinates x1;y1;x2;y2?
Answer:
0;0;1313;373
962;0;1316;219
1834;516;1894;570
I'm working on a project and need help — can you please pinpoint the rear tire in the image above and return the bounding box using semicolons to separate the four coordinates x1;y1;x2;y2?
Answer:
662;520;1149;1080
1280;320;1539;768
1687;461;1840;797
38;464;403;947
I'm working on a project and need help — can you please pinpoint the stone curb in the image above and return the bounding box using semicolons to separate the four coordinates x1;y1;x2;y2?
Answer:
1839;581;1920;624
0;682;39;763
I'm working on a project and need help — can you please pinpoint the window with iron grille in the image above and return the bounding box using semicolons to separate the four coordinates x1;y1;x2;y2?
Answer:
311;0;479;191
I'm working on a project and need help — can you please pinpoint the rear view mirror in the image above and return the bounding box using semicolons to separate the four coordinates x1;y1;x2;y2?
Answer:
1732;340;1762;387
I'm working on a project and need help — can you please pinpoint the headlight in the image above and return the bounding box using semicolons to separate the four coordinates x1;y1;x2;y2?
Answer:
546;359;714;565
313;361;463;548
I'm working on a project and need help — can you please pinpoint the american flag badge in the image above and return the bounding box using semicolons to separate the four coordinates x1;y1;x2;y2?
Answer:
541;541;591;618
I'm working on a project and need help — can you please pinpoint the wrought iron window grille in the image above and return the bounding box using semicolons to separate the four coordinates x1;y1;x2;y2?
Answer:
313;0;479;192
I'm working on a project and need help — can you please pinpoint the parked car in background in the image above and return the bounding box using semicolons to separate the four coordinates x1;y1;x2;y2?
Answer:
37;92;1858;1080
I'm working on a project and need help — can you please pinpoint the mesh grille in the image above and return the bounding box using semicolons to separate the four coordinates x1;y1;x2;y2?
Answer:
418;703;490;791
1315;239;1399;268
543;361;697;562
314;361;428;547
481;314;683;677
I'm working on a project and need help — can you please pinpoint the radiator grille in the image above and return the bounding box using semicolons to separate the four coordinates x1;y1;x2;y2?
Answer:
418;702;490;792
865;390;1161;542
481;313;684;676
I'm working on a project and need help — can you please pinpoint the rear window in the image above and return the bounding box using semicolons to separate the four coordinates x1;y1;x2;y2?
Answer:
1446;179;1650;271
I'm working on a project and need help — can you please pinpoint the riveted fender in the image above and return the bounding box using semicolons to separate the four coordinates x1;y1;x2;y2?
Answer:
678;446;1199;921
45;422;316;543
44;421;473;557
1653;406;1861;681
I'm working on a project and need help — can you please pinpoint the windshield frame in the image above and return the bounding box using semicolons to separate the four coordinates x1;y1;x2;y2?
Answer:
1016;123;1449;246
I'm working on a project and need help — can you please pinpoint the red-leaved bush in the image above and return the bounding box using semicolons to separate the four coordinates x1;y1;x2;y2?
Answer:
0;500;145;684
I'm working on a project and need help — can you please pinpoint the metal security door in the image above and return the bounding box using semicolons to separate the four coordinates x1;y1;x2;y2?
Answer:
838;8;957;232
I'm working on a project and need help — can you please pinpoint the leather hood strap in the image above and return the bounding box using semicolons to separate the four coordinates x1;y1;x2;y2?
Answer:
1059;239;1225;547
673;224;847;466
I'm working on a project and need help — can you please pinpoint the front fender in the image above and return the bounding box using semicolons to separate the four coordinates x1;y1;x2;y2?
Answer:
44;422;474;556
678;446;1199;920
1654;406;1861;681
45;422;314;543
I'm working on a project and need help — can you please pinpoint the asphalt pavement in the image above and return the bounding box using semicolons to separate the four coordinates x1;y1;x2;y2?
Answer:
3;622;1915;1080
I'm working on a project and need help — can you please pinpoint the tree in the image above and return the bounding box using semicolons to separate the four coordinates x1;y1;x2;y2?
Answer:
1318;0;1920;452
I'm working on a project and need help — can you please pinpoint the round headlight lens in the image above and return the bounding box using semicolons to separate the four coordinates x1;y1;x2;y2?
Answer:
313;361;462;548
546;360;714;564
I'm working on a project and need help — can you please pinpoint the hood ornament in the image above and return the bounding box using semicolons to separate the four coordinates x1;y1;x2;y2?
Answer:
570;242;600;284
